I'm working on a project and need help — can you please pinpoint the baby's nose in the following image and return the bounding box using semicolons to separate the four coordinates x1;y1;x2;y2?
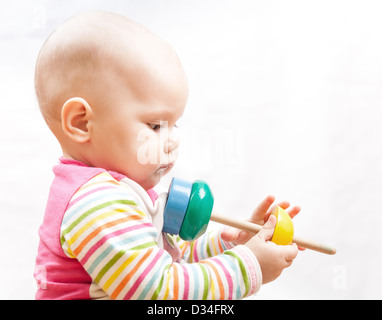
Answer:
164;137;179;154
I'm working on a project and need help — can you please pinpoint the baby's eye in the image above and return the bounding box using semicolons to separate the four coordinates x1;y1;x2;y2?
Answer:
148;123;162;132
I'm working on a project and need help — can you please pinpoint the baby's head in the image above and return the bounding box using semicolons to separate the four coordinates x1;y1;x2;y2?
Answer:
35;11;188;190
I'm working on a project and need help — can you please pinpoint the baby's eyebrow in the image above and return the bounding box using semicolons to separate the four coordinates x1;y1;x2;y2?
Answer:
145;109;178;120
141;104;184;123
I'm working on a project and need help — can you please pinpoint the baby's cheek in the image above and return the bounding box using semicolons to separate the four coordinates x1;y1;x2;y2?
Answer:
136;129;162;165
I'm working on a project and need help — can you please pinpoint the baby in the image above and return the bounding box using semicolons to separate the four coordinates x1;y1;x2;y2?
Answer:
34;11;299;300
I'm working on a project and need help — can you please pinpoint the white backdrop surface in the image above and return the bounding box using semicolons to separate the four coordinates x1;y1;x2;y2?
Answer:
0;0;381;299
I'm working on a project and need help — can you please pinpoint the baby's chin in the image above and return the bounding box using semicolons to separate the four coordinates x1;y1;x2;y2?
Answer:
136;174;161;191
144;164;174;190
130;161;175;191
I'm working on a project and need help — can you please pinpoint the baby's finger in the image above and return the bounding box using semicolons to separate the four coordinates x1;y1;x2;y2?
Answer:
277;201;291;210
256;214;277;241
220;228;240;242
266;201;290;216
250;195;275;224
283;243;298;263
287;205;301;219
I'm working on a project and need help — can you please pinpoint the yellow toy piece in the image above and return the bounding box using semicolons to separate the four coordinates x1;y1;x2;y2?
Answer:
271;206;294;245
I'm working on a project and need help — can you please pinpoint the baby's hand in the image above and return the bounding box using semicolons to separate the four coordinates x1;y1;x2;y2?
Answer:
221;195;301;246
245;215;298;284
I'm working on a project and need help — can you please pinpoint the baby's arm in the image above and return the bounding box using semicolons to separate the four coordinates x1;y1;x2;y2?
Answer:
177;215;298;285
177;228;235;263
61;186;261;299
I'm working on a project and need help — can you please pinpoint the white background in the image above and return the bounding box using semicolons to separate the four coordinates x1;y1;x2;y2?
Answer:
1;0;381;299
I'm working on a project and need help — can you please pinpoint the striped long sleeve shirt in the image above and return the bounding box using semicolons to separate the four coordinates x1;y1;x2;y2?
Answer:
34;158;262;300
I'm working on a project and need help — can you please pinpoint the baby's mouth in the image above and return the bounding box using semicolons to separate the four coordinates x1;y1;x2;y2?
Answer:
156;162;174;174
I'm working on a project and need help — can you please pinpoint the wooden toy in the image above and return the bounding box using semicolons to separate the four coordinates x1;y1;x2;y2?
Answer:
163;178;336;255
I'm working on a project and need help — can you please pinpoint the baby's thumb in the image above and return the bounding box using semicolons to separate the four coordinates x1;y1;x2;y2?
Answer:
256;214;277;241
220;228;239;242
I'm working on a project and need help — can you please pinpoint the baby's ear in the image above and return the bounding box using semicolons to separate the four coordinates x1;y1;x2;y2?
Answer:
61;97;93;143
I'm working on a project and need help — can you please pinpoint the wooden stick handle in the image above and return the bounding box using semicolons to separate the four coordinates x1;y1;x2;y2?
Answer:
210;212;336;255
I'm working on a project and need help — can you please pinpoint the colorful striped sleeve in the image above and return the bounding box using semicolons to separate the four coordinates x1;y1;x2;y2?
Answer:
178;228;235;263
60;173;262;300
